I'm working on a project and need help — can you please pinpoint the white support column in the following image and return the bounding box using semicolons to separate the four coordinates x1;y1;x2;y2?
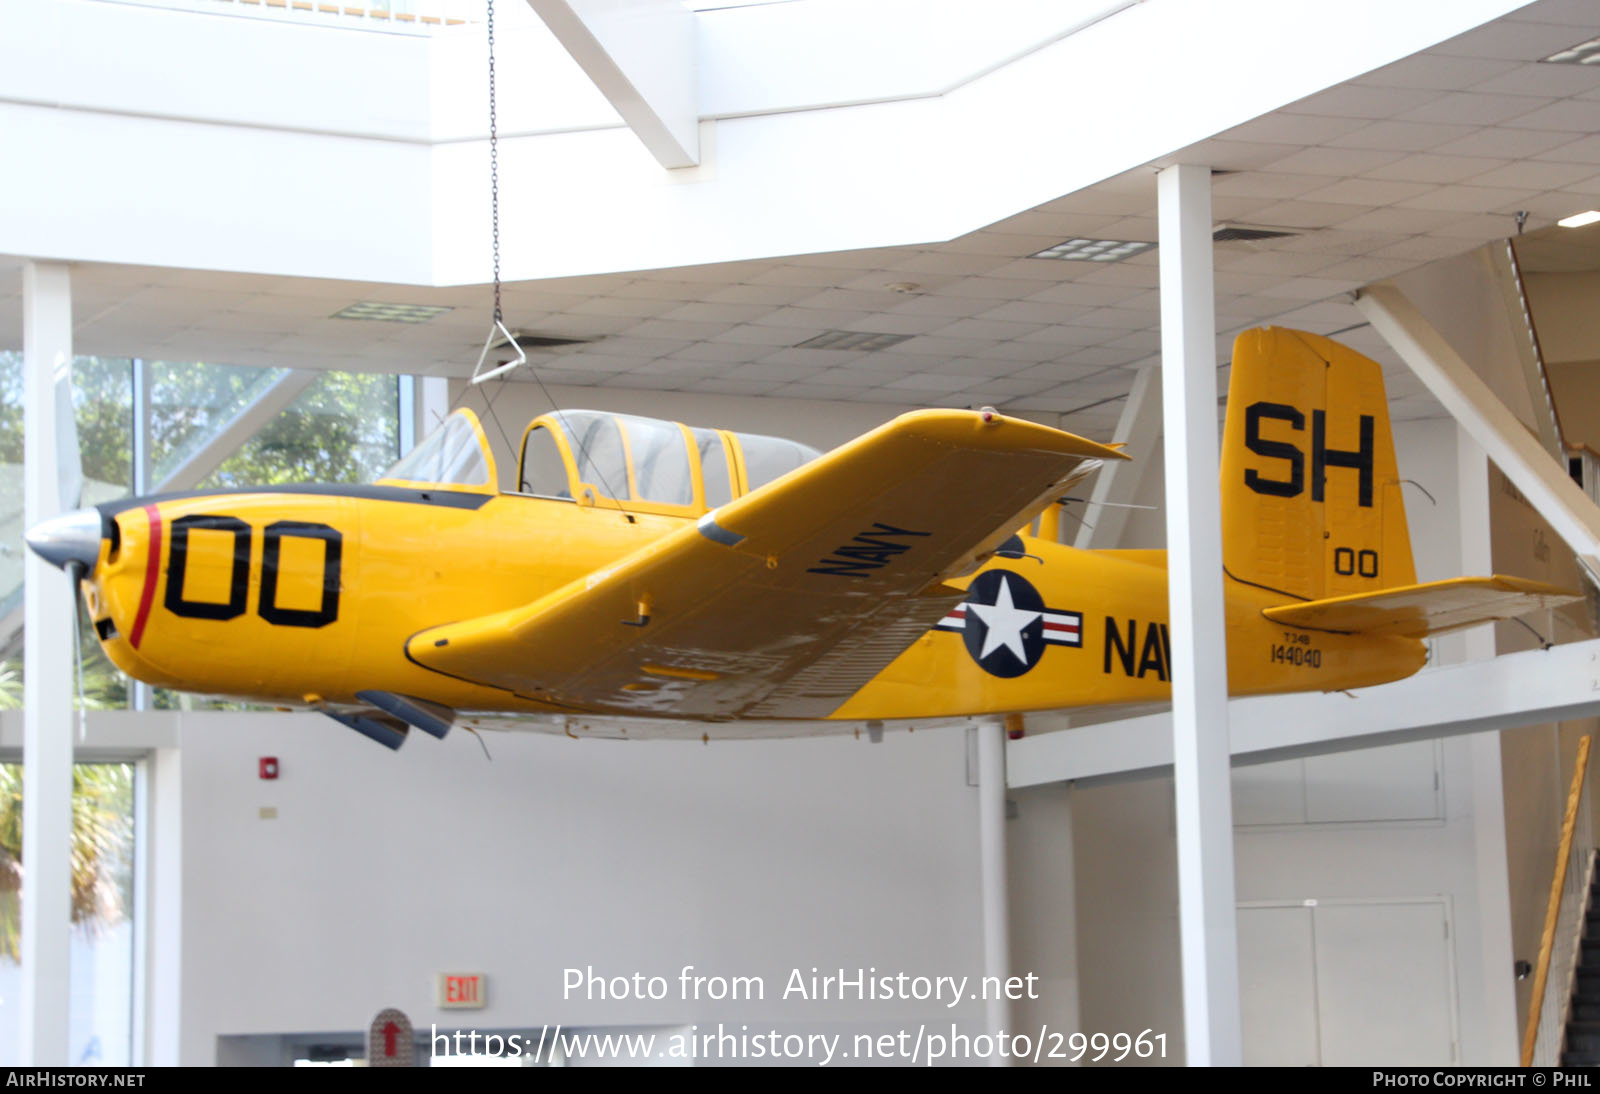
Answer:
1457;429;1520;1061
975;715;1011;1062
1156;163;1242;1066
21;261;75;1066
1356;284;1600;578
1074;364;1161;550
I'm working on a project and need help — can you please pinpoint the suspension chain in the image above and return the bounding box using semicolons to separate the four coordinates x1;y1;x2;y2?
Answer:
487;0;503;325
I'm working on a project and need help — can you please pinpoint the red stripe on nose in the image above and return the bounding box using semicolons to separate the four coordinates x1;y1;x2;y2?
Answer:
128;506;162;650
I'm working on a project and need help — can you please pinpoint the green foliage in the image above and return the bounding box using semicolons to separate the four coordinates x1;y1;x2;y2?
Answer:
0;763;135;963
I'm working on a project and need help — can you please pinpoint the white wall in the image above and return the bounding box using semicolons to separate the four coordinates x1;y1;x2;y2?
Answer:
174;712;987;1064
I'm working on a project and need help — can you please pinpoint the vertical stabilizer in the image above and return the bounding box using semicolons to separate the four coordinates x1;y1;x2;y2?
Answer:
1220;327;1416;602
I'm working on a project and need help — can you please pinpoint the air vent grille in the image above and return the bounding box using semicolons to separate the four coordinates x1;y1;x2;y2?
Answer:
1212;225;1300;243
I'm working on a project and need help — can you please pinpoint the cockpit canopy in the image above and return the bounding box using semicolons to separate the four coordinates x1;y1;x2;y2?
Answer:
517;409;820;514
377;407;820;516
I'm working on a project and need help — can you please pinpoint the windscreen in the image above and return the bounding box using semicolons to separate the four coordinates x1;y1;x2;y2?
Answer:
378;410;492;488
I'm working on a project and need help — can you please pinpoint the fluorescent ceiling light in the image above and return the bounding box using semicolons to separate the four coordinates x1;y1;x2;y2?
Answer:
331;301;453;323
1542;37;1600;65
1558;210;1600;229
794;331;913;351
1030;238;1156;262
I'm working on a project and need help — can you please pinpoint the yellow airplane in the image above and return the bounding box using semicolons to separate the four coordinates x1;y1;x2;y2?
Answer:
25;327;1580;748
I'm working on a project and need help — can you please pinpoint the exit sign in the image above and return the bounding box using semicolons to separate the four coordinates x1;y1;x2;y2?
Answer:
437;972;487;1009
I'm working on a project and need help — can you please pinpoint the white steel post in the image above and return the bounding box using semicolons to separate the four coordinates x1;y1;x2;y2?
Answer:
21;261;75;1066
1156;163;1242;1066
976;715;1011;1064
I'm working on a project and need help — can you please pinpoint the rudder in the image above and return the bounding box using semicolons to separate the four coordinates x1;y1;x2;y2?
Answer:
1220;327;1416;602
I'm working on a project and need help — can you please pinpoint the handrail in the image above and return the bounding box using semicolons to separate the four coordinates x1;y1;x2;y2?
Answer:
1523;734;1592;1066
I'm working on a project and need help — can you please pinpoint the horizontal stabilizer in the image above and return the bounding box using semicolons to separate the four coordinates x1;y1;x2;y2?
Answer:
1261;576;1582;638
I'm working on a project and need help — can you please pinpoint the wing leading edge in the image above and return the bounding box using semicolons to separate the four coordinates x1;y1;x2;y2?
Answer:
407;409;1125;719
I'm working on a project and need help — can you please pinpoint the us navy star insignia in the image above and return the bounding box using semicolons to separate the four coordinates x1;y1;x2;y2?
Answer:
934;570;1082;678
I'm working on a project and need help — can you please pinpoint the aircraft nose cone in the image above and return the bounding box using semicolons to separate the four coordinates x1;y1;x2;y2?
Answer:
24;508;104;571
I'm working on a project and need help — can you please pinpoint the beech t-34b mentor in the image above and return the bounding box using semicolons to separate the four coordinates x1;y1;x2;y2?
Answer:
26;327;1581;748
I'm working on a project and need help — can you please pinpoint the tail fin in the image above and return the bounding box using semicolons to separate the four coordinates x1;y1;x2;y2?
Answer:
1220;327;1416;602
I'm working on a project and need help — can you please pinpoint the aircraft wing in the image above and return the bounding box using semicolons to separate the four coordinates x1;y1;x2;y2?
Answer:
407;409;1123;719
1261;575;1582;638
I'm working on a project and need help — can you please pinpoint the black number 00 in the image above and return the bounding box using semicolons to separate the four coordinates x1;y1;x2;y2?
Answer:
1332;546;1379;578
166;515;342;628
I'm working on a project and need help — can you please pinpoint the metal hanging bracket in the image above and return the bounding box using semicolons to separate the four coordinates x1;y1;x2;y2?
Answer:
471;318;527;385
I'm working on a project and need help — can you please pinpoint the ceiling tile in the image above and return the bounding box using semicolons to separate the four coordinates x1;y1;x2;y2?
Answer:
1298;178;1436;205
938;232;1069;257
1352;53;1523;91
1499;99;1600;131
883;374;981;394
1429;126;1586;158
1467;64;1600;98
885;294;994;319
1426;213;1529;241
884;251;1017;276
620;318;737;341
708;324;808;346
1329;206;1465;233
926;317;1046;341
1220;114;1370;146
1508;0;1600;26
702;284;818;306
658;301;775;323
1283;84;1443;119
1214;172;1339;199
1246;200;1384;228
749;305;871;328
1364;153;1511;183
1429;19;1597;61
1326;120;1480;152
1257;146;1408;176
1463;159;1600;189
1395;183;1541;212
926;277;1062;300
1399;91;1560;126
1532;134;1600;165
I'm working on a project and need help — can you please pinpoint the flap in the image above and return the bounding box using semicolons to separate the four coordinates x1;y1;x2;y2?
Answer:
1261;575;1582;638
407;409;1123;718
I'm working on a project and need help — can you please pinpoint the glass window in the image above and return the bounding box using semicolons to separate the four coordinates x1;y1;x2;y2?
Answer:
556;412;629;502
735;432;821;492
618;416;692;507
378;410;490;488
519;427;570;498
692;429;732;509
0;762;137;1066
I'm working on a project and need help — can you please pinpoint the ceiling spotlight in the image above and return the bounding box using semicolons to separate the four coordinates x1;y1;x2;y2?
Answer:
1029;238;1156;262
1558;210;1600;229
331;301;453;323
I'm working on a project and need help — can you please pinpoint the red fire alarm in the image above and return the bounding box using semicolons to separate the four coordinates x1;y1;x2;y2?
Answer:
259;757;279;780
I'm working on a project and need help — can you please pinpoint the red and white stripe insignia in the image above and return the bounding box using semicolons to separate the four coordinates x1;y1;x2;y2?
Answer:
1041;610;1082;647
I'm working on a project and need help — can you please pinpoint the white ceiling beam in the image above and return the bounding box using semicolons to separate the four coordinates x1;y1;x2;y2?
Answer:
1007;636;1600;788
1355;282;1600;582
525;0;698;169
